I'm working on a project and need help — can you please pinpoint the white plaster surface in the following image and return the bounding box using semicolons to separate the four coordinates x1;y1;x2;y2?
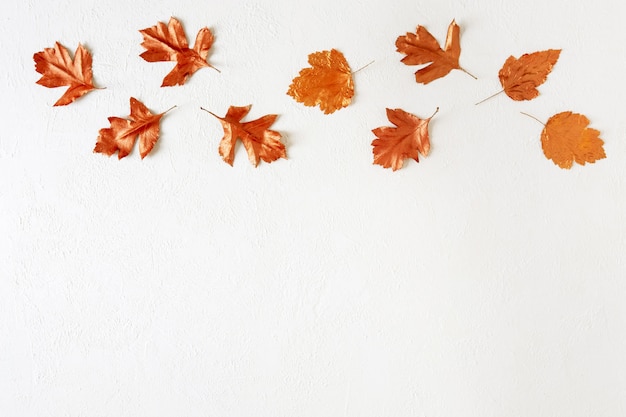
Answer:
1;0;626;415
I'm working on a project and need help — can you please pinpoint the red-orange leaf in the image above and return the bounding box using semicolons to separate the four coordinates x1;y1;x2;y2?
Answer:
396;20;474;84
33;42;97;106
372;107;438;171
94;98;173;159
204;105;286;166
539;111;605;169
499;49;561;101
287;49;354;114
140;17;217;87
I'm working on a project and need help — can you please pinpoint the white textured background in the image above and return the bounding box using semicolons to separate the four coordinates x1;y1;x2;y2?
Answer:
2;0;626;416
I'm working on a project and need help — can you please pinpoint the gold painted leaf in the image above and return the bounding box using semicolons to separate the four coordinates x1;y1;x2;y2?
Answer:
204;105;286;166
94;98;173;159
396;19;474;84
287;49;354;114
540;111;605;169
371;107;438;171
140;17;217;86
499;49;561;101
33;42;98;106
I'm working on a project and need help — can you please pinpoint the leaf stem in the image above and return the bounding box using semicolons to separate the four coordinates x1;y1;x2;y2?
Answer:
200;107;219;118
163;105;177;114
428;107;440;119
209;64;221;73
459;67;477;80
352;60;375;74
475;89;504;105
520;112;546;126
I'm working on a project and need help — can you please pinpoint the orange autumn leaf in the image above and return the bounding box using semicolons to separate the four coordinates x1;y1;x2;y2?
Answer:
372;107;438;171
203;105;286;166
287;49;354;114
396;19;474;84
140;17;217;87
94;98;174;159
33;42;98;106
499;49;561;100
538;111;605;169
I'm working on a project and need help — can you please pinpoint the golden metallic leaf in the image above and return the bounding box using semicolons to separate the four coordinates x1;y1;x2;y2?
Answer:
33;42;97;106
140;17;217;87
287;49;354;114
396;19;474;84
94;98;173;159
371;107;438;171
204;105;286;166
499;49;561;101
540;111;605;169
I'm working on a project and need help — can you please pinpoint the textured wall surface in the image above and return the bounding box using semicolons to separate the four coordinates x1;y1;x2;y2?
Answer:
1;0;626;416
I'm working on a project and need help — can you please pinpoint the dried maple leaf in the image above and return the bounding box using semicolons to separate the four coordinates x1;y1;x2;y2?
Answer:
528;111;605;169
371;107;438;171
287;49;354;114
499;49;561;100
94;98;174;159
202;105;286;166
33;42;98;106
395;19;475;84
139;17;218;87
